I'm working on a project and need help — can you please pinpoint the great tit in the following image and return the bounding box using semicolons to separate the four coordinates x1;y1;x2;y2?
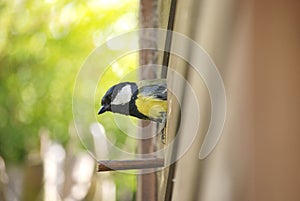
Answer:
98;79;167;123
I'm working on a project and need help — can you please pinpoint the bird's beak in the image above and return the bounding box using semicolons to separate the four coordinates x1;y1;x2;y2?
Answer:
98;105;110;115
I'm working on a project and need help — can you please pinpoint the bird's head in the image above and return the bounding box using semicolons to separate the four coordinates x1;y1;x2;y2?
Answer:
98;82;137;115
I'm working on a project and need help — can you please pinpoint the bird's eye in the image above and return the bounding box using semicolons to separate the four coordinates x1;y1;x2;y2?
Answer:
101;95;111;105
101;86;114;105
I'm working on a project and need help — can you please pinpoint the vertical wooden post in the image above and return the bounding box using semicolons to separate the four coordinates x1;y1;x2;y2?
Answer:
138;0;158;201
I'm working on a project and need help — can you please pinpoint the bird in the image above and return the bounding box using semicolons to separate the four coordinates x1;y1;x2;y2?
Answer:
98;79;167;123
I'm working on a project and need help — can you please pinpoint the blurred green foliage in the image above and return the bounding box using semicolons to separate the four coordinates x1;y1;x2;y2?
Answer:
0;0;138;163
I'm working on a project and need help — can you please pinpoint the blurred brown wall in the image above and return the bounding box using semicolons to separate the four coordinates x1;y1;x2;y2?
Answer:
252;1;300;200
170;0;300;201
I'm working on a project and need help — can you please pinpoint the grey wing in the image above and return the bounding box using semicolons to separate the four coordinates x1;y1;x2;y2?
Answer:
138;79;167;100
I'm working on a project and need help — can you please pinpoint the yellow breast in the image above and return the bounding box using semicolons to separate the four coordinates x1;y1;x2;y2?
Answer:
135;95;167;120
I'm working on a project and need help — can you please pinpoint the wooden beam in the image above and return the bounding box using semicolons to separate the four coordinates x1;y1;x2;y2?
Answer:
97;158;164;172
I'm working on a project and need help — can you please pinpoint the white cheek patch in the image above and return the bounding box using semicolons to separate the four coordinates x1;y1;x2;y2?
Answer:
111;85;132;105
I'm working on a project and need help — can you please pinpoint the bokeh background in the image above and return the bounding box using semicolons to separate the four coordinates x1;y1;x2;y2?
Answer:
0;0;139;200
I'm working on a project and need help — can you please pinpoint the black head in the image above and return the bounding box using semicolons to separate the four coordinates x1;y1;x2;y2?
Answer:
98;82;137;115
98;85;114;114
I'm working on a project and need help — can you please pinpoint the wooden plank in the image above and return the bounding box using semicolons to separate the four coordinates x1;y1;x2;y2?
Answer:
97;158;164;172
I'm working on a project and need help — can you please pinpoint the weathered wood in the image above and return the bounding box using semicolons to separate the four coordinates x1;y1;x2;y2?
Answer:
97;158;164;172
138;0;159;201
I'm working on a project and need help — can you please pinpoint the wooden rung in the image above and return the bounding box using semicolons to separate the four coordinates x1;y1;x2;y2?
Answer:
97;158;164;172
